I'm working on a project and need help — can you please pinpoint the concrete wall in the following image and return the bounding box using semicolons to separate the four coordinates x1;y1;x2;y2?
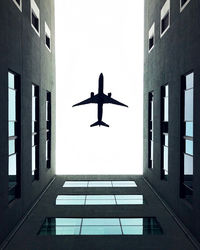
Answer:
0;0;56;244
144;0;200;242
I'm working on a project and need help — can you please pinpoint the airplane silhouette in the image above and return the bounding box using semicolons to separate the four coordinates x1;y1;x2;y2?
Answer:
73;73;128;127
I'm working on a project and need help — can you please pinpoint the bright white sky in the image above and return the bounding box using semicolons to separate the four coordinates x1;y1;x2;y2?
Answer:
55;0;144;175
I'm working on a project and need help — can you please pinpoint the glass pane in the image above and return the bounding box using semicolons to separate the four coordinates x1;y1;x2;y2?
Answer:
116;200;143;205
57;195;86;200
120;218;143;226
32;85;35;96
9;122;15;137
32;146;36;173
165;85;168;96
56;199;85;205
86;195;115;200
9;140;15;155
185;140;193;155
115;195;143;200
81;226;122;235
32;97;36;121
164;97;168;121
112;181;137;187
82;218;120;226
9;154;17;176
185;122;193;137
184;154;193;175
9;89;16;121
184;89;193;121
8;72;15;88
163;146;168;171
122;226;143;235
150;140;153;160
164;134;168;146
55;218;82;226
63;181;88;187
55;226;80;235
88;181;112;187
186;73;194;89
85;200;116;205
46;140;48;160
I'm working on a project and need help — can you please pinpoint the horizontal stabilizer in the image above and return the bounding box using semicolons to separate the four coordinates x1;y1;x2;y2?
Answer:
90;121;109;127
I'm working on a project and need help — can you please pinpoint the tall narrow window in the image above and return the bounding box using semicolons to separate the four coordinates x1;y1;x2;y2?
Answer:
181;72;193;202
46;92;51;168
161;85;169;179
32;84;39;180
30;0;40;36
148;23;155;53
148;92;154;169
160;0;170;37
8;71;21;202
45;22;51;51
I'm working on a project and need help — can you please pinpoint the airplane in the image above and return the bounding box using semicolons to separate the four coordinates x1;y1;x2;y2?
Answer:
72;73;128;127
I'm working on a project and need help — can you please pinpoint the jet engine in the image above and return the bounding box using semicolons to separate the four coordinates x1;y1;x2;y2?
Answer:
108;93;112;98
91;92;94;97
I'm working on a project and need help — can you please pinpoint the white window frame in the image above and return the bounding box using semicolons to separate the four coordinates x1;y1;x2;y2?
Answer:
160;0;170;38
30;0;40;37
148;23;155;53
180;0;191;12
13;0;22;12
45;22;51;52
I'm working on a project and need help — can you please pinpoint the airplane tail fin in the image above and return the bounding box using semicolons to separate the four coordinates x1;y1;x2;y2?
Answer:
90;121;109;127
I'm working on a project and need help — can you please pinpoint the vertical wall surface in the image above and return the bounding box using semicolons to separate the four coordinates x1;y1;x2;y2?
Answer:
0;0;55;244
144;0;200;242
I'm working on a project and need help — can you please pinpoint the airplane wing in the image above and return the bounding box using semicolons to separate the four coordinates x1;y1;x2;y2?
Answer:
103;94;128;107
73;94;98;107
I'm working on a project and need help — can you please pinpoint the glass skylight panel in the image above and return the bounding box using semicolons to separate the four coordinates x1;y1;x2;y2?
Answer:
56;195;143;205
63;181;88;187
63;181;137;187
39;217;163;235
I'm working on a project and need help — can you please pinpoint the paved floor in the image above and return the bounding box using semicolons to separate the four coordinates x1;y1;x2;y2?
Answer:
4;175;198;250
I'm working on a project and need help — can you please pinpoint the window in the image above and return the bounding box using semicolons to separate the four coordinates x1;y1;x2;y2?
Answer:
148;92;154;168
148;23;155;52
161;85;169;179
12;0;22;11
160;0;170;37
46;92;51;168
32;84;39;180
56;195;143;205
63;181;137;187
45;22;51;51
30;0;40;36
181;72;194;202
180;0;191;12
8;71;21;202
39;217;163;235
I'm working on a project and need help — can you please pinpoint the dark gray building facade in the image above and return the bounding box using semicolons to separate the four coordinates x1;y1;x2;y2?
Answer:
144;0;200;243
0;0;56;244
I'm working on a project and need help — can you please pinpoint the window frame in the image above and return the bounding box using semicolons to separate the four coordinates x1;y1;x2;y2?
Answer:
32;84;40;180
180;0;191;12
148;92;154;169
160;0;170;38
161;85;169;180
30;0;40;37
180;71;194;202
45;22;51;52
12;0;22;11
46;91;51;168
148;23;155;53
8;70;21;203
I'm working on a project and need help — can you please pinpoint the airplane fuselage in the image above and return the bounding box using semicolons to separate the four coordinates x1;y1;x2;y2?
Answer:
97;74;104;122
